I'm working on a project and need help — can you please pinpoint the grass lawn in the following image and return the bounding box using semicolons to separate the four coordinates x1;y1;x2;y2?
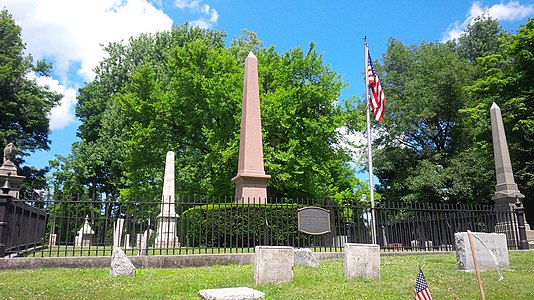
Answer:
1;252;533;299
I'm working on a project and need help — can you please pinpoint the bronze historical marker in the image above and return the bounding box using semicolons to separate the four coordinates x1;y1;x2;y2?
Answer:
298;206;331;235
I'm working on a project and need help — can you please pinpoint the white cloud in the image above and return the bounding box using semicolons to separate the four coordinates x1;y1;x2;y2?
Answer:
173;0;218;28
27;73;78;130
3;0;173;130
337;126;368;163
4;0;220;131
5;0;173;81
442;1;534;41
175;0;201;9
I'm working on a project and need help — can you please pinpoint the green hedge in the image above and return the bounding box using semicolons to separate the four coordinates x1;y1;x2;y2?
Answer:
181;203;318;248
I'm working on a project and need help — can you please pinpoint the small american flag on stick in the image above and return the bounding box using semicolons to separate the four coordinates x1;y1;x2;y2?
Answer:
415;269;433;300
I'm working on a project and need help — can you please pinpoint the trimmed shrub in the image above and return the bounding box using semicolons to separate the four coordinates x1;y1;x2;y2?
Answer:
181;203;319;248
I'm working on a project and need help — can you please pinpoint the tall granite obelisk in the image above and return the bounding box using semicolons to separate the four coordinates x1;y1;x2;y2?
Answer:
490;102;525;209
155;151;179;247
490;102;533;246
232;52;271;204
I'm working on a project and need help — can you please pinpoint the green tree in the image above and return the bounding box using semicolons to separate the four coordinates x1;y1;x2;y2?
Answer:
0;9;61;192
373;38;485;204
259;44;356;199
454;14;504;62
465;18;534;222
0;9;60;155
54;25;364;202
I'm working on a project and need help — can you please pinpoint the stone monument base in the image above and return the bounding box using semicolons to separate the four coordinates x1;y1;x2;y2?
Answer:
0;172;24;199
232;174;270;204
155;215;180;248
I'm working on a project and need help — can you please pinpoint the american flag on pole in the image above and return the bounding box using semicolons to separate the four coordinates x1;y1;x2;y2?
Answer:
415;269;433;300
367;50;386;122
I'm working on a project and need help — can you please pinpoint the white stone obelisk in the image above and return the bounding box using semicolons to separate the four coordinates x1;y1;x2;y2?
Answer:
231;52;271;204
155;151;179;247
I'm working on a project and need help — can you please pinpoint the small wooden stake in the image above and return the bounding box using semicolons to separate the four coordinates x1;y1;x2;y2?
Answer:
467;230;486;300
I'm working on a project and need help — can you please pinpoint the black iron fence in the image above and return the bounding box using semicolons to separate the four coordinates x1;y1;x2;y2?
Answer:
0;193;47;256
0;192;526;258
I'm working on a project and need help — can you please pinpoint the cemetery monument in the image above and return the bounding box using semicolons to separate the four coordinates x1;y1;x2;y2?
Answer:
155;151;180;248
490;103;533;245
232;52;271;204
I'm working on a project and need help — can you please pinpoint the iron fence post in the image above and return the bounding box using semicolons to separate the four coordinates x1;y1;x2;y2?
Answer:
0;178;13;257
514;196;529;250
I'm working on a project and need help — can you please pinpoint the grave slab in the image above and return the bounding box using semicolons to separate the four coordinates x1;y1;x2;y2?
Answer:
254;246;293;285
455;232;509;271
344;243;380;279
199;287;265;300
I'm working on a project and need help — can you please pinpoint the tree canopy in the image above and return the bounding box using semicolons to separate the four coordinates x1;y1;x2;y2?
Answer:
51;25;365;203
372;15;533;224
0;9;61;192
0;9;60;156
463;17;534;222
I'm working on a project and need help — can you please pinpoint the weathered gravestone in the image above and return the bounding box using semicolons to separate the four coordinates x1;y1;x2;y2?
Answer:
294;248;319;268
199;287;265;300
344;243;380;279
110;247;136;276
455;232;510;271
74;216;94;247
254;246;294;285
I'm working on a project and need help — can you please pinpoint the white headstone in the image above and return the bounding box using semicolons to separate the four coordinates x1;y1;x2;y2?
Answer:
254;246;294;285
113;218;125;247
138;229;153;256
124;233;131;249
344;243;380;279
48;234;57;247
199;287;265;300
294;248;319;268
454;232;510;271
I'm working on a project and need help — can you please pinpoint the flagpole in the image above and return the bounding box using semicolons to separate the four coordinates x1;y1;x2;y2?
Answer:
364;37;378;245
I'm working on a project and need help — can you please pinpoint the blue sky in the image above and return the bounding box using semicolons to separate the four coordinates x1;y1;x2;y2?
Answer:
3;0;534;173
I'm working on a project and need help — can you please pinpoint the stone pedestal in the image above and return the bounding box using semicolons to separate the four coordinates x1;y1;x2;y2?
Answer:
155;213;180;248
344;243;380;279
232;175;270;204
0;143;25;199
